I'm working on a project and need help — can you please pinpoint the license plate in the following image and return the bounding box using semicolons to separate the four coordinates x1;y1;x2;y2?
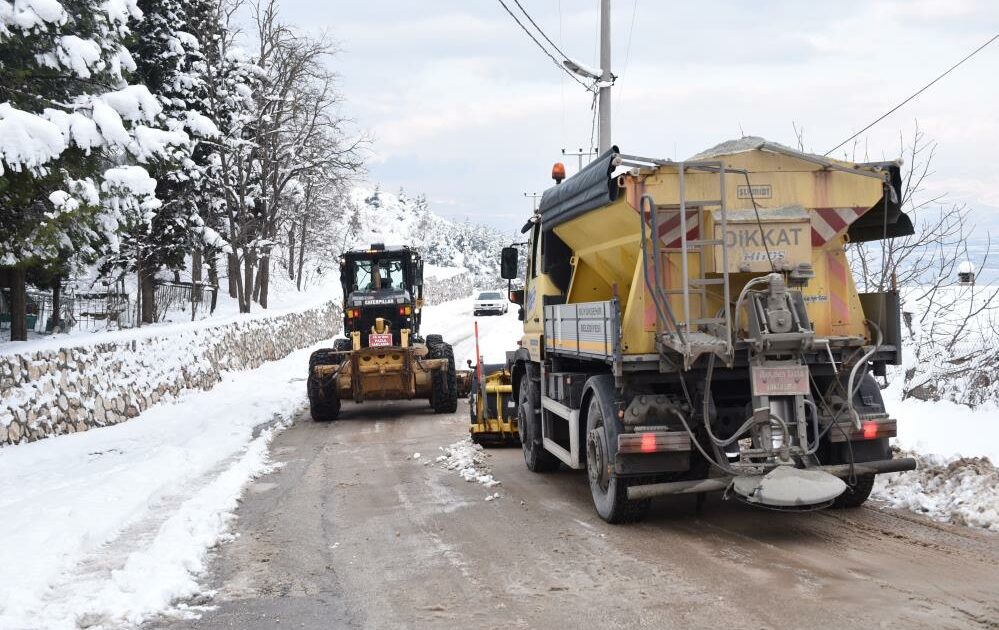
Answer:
368;333;393;347
751;365;809;396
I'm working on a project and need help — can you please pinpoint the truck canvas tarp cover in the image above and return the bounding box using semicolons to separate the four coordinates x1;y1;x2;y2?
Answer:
538;146;620;231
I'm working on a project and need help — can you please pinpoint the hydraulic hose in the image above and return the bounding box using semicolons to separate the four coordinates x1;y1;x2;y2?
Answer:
733;275;776;336
846;319;883;430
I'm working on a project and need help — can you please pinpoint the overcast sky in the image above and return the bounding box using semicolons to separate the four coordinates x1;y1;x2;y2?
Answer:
279;0;999;232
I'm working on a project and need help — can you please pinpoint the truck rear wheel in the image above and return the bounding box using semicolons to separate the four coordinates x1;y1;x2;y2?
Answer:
831;474;875;508
429;341;458;413
307;349;341;422
519;371;559;473
585;382;650;524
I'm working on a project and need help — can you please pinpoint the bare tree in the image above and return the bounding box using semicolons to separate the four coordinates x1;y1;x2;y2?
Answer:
847;124;999;405
207;0;364;311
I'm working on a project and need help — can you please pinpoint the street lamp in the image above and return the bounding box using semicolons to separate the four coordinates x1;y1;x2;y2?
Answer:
562;58;602;81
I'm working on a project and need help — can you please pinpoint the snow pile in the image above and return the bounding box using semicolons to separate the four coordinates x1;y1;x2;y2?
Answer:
436;438;501;487
873;451;999;532
882;391;999;464
0;342;322;629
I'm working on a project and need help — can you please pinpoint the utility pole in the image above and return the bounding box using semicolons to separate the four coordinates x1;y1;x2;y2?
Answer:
562;1;612;154
524;192;542;212
598;0;612;154
562;147;598;172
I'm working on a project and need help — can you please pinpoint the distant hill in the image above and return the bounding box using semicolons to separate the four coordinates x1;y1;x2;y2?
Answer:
344;186;514;282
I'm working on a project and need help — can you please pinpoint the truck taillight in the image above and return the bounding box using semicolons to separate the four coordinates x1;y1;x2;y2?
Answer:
863;421;878;440
399;305;411;315
640;433;656;452
347;308;359;318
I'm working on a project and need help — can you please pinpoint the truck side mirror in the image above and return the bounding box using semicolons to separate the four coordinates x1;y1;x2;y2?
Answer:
509;289;524;305
500;247;519;280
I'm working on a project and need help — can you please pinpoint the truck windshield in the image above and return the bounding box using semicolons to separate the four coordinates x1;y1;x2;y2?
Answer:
353;258;405;291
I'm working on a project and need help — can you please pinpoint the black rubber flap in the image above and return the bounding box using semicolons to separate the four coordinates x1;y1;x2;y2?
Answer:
848;163;914;242
539;146;620;231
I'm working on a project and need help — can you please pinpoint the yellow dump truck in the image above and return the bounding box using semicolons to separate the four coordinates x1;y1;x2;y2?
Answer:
501;138;917;523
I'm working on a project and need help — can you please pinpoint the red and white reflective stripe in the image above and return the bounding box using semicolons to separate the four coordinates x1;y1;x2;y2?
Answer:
811;207;868;246
658;209;700;248
826;250;850;324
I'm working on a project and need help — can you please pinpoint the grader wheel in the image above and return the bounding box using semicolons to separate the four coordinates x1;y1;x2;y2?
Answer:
427;340;458;414
307;349;341;422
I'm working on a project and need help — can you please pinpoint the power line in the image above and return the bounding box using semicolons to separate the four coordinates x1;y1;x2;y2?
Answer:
512;0;571;62
495;0;593;91
616;0;638;109
826;32;999;156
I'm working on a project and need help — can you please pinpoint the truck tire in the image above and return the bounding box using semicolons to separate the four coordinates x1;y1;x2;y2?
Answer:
518;369;559;473
585;381;650;524
333;338;352;353
425;334;443;346
429;342;458;414
831;474;875;508
307;349;340;422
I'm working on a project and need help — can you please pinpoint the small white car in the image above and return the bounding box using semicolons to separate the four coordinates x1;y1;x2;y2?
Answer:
473;290;508;316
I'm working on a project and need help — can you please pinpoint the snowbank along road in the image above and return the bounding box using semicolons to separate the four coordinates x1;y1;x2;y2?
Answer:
3;300;998;629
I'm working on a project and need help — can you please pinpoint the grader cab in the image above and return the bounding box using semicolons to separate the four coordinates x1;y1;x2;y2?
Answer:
306;244;462;421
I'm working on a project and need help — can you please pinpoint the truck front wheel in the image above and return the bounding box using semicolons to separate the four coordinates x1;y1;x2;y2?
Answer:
519;370;559;473
585;383;650;524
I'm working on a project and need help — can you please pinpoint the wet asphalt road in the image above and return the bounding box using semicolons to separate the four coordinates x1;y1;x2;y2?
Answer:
148;399;999;629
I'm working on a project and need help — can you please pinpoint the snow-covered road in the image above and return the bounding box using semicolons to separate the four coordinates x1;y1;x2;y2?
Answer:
0;299;519;629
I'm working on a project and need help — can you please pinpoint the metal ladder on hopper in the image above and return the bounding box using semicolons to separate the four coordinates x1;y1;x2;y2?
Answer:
653;161;734;369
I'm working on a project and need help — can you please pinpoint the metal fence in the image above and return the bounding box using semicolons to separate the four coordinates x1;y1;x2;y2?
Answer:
0;281;218;335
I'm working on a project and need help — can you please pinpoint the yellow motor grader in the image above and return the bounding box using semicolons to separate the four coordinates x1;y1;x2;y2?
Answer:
307;244;466;421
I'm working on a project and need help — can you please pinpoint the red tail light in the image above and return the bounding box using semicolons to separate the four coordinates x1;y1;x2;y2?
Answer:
862;421;878;440
640;432;656;452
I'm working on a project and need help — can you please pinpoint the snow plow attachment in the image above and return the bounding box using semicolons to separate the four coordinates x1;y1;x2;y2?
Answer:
468;323;519;447
469;364;519;447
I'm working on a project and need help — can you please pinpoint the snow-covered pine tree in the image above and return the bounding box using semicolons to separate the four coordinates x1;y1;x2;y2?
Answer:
0;0;179;339
119;0;220;323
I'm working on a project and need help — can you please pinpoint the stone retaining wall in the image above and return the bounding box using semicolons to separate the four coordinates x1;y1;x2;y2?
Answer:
423;273;474;305
0;301;340;447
